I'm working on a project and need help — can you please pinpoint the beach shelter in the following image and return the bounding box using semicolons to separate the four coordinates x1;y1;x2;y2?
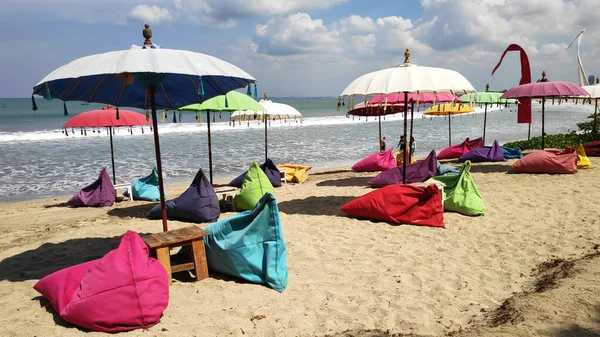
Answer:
179;91;264;183
32;24;256;232
231;95;302;162
423;103;475;147
500;72;589;149
63;105;151;185
340;48;476;184
459;85;518;145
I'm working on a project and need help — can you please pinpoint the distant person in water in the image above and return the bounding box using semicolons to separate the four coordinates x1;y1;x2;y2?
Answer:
380;137;386;152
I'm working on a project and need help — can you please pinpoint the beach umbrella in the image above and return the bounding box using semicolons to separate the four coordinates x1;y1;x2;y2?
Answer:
500;73;589;149
63;105;151;185
179;91;264;183
340;48;476;183
459;85;518;145
231;96;303;162
32;24;257;232
423;103;475;147
348;102;406;150
582;82;600;140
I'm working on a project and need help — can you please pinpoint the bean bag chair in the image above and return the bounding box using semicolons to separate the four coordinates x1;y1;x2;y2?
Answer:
124;167;164;201
512;150;578;174
369;150;437;187
277;164;312;183
147;168;219;223
583;140;600;156
33;231;169;332
67;168;116;207
437;137;483;160
425;161;485;216
437;161;460;176
394;150;417;165
229;159;282;188
205;193;288;292
459;140;507;163
352;148;397;172
565;144;593;169
340;184;445;227
235;162;275;211
502;146;523;159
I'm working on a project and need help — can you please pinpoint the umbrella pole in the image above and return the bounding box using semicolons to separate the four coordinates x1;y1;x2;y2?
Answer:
448;112;452;147
410;101;415;162
265;115;268;162
402;91;408;184
483;103;488;145
109;126;116;185
149;87;168;232
378;115;381;150
594;98;598;140
528;123;531;140
207;111;213;184
541;98;545;150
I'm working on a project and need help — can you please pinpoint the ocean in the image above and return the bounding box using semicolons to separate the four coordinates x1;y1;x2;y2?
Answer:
0;97;592;203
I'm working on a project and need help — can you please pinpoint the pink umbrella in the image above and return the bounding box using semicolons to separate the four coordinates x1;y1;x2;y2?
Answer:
500;79;589;149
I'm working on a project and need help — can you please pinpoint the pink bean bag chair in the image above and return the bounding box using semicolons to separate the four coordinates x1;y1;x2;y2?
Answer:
438;137;483;160
33;231;169;332
512;150;578;174
352;148;397;172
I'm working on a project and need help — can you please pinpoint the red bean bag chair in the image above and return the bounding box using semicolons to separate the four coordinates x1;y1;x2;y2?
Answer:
437;137;483;160
512;150;578;174
583;140;600;156
340;184;445;227
352;148;397;172
33;231;169;332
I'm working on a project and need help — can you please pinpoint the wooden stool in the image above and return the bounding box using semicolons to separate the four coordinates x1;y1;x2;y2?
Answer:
143;225;210;285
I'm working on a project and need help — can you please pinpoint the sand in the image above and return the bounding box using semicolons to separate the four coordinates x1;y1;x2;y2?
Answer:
0;157;599;337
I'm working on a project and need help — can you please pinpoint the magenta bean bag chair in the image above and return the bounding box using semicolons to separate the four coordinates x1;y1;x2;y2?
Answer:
459;140;507;163
352;148;397;172
438;137;483;160
33;231;169;332
512;150;578;174
368;150;438;187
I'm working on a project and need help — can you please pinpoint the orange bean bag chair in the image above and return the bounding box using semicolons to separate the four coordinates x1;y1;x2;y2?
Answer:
512;150;578;174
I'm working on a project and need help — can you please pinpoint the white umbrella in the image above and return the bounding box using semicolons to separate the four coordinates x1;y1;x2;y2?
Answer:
582;83;600;139
32;25;257;232
231;98;303;161
340;49;476;183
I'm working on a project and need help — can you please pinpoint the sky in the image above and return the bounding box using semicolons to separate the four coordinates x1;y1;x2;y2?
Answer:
1;0;599;98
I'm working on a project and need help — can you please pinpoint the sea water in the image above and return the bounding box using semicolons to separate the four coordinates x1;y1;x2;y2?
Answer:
0;97;592;203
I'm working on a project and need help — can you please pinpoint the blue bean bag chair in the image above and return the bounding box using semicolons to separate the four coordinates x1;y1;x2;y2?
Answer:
204;193;288;292
437;161;460;176
502;146;523;159
124;167;163;201
229;159;282;188
459;140;506;163
147;168;219;223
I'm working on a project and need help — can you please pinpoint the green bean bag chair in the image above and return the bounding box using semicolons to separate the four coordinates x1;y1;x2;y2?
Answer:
235;162;275;211
425;160;485;216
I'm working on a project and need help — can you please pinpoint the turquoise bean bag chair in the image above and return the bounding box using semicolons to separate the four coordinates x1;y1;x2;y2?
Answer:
204;193;288;292
125;167;164;201
502;146;523;159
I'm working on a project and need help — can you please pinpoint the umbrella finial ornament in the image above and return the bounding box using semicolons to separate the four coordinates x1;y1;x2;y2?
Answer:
540;71;548;82
596;77;599;84
404;48;410;64
485;83;489;91
143;24;152;46
264;92;268;101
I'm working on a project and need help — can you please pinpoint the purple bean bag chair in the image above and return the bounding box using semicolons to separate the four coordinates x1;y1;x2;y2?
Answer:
368;150;438;187
229;159;282;188
33;231;169;332
147;168;220;223
67;168;116;207
459;140;507;163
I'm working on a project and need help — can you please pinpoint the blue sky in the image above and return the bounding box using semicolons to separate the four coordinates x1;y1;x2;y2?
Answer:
1;0;598;98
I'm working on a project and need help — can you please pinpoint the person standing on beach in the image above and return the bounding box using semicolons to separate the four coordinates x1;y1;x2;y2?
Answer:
380;137;386;152
397;135;407;152
409;136;415;160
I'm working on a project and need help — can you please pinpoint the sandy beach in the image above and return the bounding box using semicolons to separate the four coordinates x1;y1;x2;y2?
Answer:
0;157;599;337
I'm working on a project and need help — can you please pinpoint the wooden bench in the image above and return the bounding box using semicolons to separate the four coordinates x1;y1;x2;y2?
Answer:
142;225;210;285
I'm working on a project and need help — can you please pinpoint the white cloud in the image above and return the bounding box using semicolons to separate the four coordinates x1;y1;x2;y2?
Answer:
128;4;173;24
334;15;377;33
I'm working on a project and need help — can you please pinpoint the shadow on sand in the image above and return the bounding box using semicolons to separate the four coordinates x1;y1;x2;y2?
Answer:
316;176;373;187
107;203;156;219
277;196;355;216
